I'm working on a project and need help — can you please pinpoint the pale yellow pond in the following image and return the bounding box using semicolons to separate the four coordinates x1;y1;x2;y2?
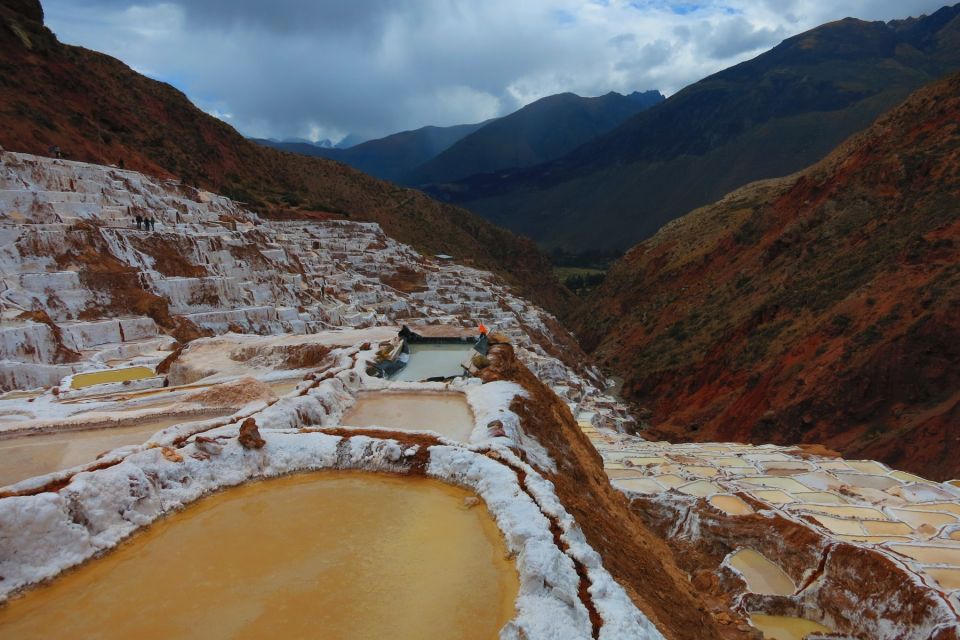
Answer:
341;391;475;442
0;473;519;639
750;614;832;639
0;415;211;487
71;366;155;389
729;549;796;596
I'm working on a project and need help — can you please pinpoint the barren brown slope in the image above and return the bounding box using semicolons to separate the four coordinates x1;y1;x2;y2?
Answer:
0;0;570;314
480;340;747;640
576;72;960;480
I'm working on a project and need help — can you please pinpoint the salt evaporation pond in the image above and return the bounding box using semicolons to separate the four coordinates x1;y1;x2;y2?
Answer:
388;343;476;381
0;473;519;639
341;391;475;442
0;414;223;487
749;613;832;639
70;366;156;389
729;549;796;596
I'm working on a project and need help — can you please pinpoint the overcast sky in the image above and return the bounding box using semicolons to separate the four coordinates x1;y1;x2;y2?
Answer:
44;0;951;144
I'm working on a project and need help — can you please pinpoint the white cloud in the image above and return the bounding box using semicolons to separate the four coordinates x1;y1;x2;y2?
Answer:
43;0;953;140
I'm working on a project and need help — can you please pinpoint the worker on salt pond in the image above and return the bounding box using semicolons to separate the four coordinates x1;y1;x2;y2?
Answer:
135;215;143;230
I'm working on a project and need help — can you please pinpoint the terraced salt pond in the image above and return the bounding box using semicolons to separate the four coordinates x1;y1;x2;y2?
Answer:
0;473;519;639
70;366;156;389
0;413;225;487
388;343;476;381
728;549;796;596
749;614;832;640
341;391;475;442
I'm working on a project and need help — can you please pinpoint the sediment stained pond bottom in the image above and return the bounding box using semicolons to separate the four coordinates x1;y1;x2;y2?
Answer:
0;472;519;639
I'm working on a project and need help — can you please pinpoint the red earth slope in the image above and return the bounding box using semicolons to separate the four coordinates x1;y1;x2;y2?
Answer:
0;0;571;314
577;71;960;480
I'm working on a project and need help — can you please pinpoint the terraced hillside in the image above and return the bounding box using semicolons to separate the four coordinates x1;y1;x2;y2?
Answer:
576;71;960;480
0;0;570;314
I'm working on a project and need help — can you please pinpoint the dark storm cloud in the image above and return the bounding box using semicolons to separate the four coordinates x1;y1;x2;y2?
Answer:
43;0;954;142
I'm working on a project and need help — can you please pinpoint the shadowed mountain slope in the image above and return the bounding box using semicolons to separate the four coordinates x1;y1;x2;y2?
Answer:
430;5;960;252
576;71;960;479
0;0;571;314
410;90;663;186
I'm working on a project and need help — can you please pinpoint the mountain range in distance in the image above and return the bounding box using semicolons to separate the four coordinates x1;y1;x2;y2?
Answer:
251;5;960;257
252;90;664;189
253;120;493;184
423;4;960;252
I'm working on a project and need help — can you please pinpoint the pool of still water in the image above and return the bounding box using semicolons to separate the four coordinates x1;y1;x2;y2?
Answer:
388;343;476;381
341;391;476;442
749;613;832;640
70;367;156;389
0;414;223;487
0;473;519;640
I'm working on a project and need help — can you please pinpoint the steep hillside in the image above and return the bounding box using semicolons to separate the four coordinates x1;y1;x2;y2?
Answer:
410;90;663;186
430;5;960;251
252;120;491;183
0;0;571;314
576;71;960;479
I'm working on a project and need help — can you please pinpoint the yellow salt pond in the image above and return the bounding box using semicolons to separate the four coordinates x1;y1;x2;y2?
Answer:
889;544;960;565
862;520;914;536
0;414;223;487
925;566;960;590
808;514;865;536
0;473;519;639
266;379;303;396
889;507;958;532
749;613;832;639
678;480;722;497
845;460;889;475
613;477;665;494
750;489;796;505
729;549;796;596
799;505;888;520
793;491;847;505
837;534;913;544
340;391;475;442
709;494;755;516
890;470;935;485
741;476;812;493
70;367;156;389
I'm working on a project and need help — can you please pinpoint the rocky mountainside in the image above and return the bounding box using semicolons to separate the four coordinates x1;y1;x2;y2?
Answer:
252;120;492;184
575;71;960;480
409;90;663;186
0;0;571;314
430;4;960;251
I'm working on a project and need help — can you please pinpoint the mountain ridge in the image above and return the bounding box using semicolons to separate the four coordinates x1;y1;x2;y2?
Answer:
251;120;492;183
409;89;664;186
575;70;960;479
429;4;960;251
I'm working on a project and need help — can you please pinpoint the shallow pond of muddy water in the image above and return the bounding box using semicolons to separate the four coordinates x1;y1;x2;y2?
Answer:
0;473;519;639
0;413;223;486
729;549;796;596
341;391;475;442
70;367;156;389
749;613;832;639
